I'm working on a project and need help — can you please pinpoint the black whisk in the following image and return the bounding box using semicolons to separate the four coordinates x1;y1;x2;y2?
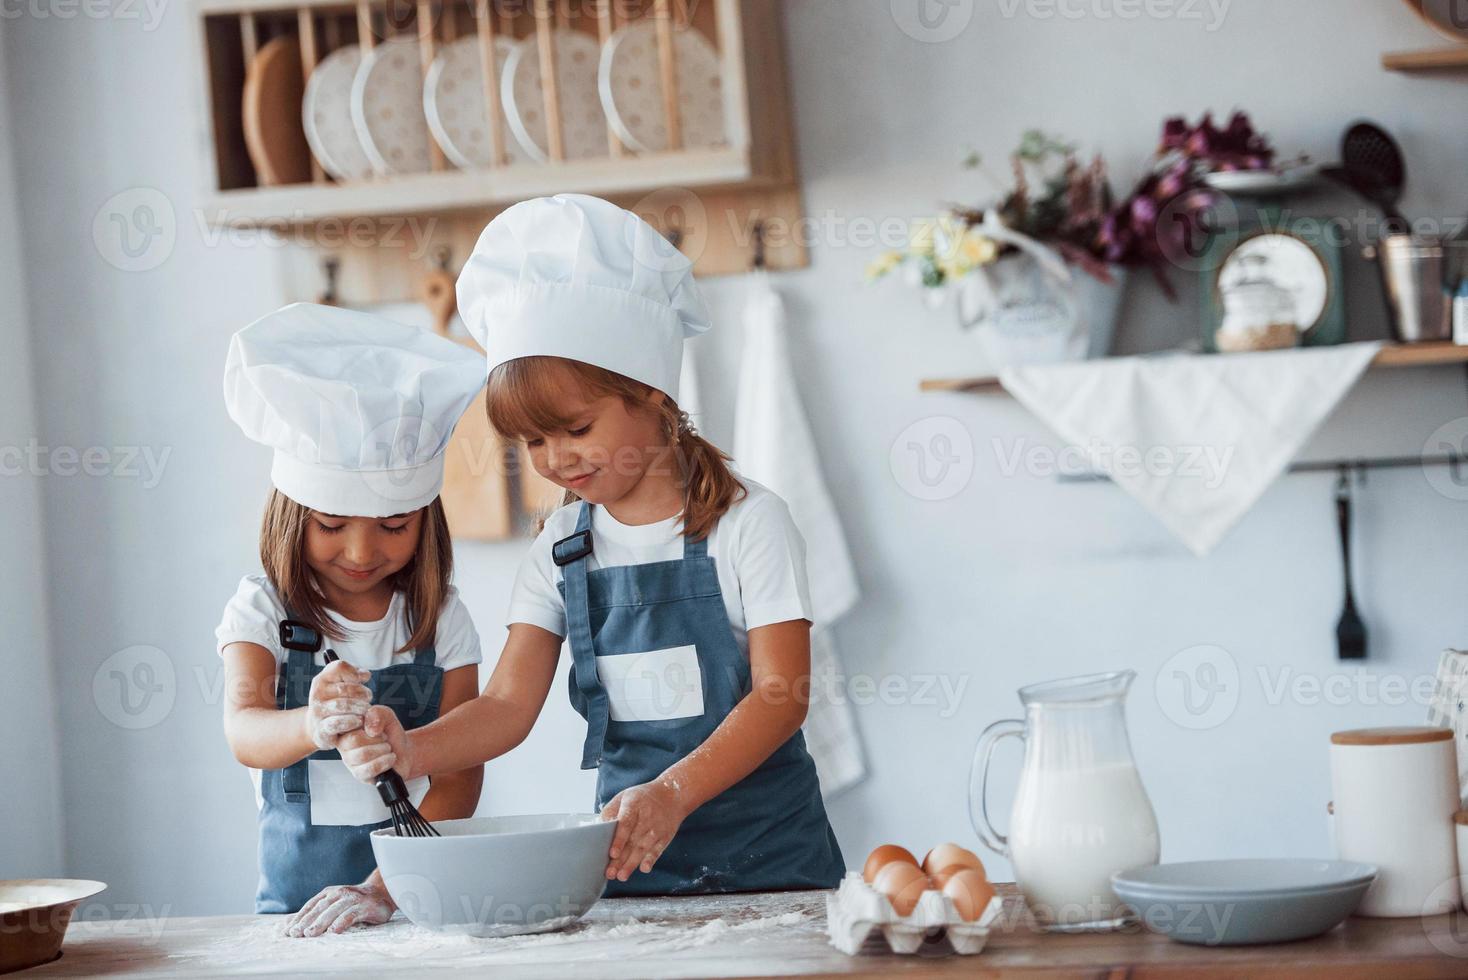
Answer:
323;652;440;837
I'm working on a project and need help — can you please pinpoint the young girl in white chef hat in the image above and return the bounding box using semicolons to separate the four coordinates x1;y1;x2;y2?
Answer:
216;303;487;934
340;193;846;897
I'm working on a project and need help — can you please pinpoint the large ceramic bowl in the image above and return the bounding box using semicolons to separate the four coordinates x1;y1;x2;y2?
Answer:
370;814;616;938
0;879;107;973
1111;859;1377;946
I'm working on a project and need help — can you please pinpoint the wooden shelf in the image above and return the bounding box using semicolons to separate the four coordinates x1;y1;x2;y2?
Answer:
920;342;1468;394
192;0;807;283
199;147;762;226
1382;45;1468;71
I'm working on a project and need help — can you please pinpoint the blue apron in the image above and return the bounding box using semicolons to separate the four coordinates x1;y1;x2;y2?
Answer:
255;614;444;914
556;501;845;896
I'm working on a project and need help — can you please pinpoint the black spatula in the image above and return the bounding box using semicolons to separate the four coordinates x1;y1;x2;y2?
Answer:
1334;469;1367;661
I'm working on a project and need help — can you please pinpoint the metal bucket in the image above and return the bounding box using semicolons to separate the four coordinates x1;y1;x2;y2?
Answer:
1363;234;1468;342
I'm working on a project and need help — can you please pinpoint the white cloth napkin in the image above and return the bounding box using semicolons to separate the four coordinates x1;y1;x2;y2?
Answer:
734;271;866;798
999;342;1383;556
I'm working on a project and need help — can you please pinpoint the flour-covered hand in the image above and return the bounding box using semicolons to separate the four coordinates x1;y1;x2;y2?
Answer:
338;704;416;782
304;660;372;750
285;877;395;937
600;775;689;882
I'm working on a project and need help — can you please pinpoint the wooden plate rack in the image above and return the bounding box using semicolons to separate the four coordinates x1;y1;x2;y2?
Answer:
193;0;805;302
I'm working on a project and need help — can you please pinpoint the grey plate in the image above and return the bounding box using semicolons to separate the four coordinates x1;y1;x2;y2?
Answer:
371;813;617;938
1111;859;1377;946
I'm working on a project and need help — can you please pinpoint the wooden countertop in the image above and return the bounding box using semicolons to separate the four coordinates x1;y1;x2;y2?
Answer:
31;885;1468;979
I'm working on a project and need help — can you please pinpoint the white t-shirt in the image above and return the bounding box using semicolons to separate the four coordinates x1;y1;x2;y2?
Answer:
215;574;483;823
215;574;483;673
507;477;814;659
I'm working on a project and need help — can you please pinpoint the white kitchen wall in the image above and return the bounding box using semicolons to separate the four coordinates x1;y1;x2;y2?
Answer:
0;34;64;880
5;1;1467;914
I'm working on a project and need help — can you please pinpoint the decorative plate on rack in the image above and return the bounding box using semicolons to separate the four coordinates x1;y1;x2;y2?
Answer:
501;29;608;163
424;36;528;170
598;20;725;154
351;37;436;176
302;44;374;181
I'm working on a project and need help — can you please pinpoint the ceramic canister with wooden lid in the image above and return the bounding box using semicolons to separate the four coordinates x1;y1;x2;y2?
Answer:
1330;726;1461;917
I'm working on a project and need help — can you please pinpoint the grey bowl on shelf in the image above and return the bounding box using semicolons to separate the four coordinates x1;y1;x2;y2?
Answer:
371;813;616;938
1111;859;1377;946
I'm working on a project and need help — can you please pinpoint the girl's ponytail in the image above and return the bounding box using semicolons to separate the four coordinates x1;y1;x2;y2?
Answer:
664;406;744;541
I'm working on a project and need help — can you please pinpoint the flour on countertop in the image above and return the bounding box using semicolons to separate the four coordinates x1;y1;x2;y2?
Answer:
171;906;819;970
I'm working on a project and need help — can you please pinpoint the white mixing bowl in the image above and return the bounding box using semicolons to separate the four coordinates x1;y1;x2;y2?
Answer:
371;813;616;937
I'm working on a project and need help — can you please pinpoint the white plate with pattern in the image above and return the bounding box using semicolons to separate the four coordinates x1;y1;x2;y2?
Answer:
351;37;437;175
598;20;725;154
302;44;374;180
424;36;529;170
501;29;608;163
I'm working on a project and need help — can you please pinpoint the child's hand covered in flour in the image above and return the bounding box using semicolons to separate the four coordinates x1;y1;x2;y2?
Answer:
600;775;691;881
285;875;395;937
304;660;372;751
338;704;416;781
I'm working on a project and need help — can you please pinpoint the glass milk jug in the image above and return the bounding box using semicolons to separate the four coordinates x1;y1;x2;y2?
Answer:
970;670;1160;930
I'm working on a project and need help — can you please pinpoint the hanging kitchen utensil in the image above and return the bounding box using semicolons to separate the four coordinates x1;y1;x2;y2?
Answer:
1332;123;1409;236
242;35;313;186
320;653;439;838
419;248;514;541
316;257;341;306
1334;466;1367;660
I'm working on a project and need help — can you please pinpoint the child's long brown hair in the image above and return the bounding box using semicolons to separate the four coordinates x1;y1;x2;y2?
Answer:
258;491;453;652
486;356;744;539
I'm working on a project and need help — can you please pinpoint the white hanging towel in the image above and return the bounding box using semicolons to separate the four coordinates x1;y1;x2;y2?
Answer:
734;270;866;798
678;341;705;429
999;342;1384;556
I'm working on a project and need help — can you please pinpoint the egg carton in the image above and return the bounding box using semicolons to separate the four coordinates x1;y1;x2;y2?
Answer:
825;872;1002;956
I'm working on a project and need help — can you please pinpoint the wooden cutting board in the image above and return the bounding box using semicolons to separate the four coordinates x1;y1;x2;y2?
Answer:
421;268;514;541
242;36;312;186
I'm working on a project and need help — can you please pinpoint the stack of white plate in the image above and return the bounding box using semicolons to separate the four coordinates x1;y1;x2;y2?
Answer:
301;22;727;179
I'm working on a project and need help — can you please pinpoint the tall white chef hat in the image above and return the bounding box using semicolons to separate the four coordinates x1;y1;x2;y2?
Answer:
456;193;711;401
224;302;485;517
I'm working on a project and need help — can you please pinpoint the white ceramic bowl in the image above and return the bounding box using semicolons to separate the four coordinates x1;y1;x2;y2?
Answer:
371;814;615;937
1111;859;1377;946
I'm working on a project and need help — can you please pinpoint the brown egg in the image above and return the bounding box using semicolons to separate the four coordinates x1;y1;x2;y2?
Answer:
873;860;931;917
941;868;997;922
928;866;960;890
921;842;987;879
862;843;919;883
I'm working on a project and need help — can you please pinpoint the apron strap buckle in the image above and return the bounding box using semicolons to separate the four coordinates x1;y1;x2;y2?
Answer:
552;529;594;566
279;619;324;652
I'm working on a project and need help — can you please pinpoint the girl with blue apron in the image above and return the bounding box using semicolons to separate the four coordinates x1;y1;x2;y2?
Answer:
255;616;444;914
221;301;486;920
556;502;846;895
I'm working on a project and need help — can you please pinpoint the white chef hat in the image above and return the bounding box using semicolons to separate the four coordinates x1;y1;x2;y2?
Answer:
224;302;485;517
456;193;711;401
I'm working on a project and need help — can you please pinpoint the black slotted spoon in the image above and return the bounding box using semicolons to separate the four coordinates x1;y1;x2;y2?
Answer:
1323;122;1409;236
1334;468;1367;661
322;651;440;837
